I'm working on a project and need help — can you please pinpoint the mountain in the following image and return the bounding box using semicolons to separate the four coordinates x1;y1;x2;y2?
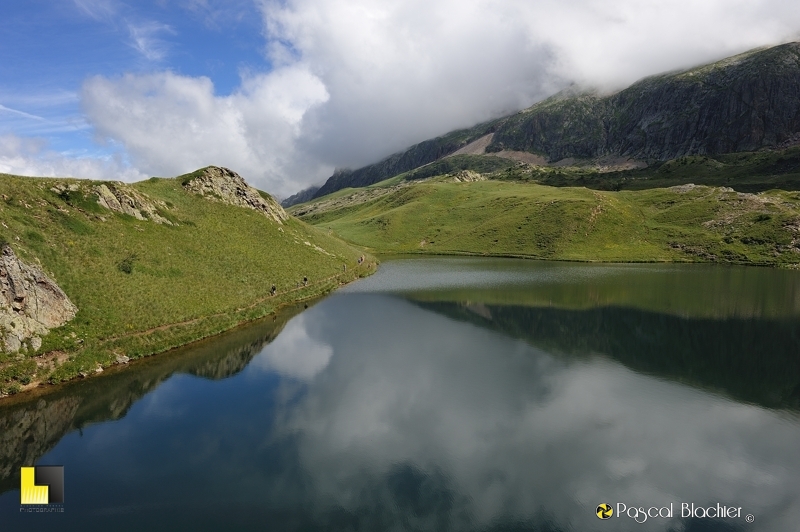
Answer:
304;42;800;201
281;184;320;207
490;42;800;160
308;119;502;202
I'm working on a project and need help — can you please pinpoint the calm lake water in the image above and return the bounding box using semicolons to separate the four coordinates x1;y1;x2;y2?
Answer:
1;257;799;531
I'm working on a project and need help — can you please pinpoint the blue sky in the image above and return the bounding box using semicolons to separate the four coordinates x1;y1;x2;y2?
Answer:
2;0;800;197
1;0;264;156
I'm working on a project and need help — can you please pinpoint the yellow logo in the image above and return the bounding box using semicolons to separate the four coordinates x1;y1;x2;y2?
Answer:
597;503;613;519
20;466;64;505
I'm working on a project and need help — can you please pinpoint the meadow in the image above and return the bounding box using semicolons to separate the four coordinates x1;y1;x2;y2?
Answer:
293;176;800;265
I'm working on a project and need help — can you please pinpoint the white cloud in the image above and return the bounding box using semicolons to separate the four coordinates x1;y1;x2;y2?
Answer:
0;134;145;181
74;0;800;195
82;67;329;195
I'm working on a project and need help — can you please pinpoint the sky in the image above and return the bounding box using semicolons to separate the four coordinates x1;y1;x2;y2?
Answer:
1;1;800;198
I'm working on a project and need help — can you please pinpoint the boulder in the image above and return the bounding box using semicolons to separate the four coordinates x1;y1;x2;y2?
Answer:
0;245;77;353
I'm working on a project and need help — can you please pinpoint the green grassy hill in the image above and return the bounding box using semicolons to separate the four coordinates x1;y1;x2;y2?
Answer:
0;171;373;396
292;175;800;266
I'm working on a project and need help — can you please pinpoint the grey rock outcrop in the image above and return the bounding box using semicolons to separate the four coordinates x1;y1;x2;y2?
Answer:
49;182;173;224
0;245;78;353
92;183;173;225
182;166;288;224
450;170;486;183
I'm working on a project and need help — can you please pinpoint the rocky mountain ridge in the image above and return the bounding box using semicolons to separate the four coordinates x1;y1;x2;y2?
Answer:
489;42;800;160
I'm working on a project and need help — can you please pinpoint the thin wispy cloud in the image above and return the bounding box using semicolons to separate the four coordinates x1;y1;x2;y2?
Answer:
180;0;253;29
72;0;117;22
0;91;79;109
73;0;174;62
127;21;174;61
0;105;45;122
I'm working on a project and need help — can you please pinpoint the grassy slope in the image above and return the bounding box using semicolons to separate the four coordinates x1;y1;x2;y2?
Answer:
0;174;373;396
294;178;800;265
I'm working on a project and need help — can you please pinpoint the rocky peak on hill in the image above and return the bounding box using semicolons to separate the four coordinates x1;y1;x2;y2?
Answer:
450;170;486;183
0;245;77;353
182;166;288;224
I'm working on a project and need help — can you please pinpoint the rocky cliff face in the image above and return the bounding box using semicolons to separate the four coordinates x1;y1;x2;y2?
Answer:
490;43;800;160
183;166;288;224
0;245;77;353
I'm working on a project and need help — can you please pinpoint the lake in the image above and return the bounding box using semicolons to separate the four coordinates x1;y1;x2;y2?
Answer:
1;257;799;531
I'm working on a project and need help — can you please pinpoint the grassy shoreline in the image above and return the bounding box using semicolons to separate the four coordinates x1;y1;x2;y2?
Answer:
1;260;375;402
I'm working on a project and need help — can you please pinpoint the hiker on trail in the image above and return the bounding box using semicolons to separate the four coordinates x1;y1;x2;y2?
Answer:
270;285;276;295
303;276;308;286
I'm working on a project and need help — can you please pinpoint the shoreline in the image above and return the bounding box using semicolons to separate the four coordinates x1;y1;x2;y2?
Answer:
369;250;799;268
0;260;378;403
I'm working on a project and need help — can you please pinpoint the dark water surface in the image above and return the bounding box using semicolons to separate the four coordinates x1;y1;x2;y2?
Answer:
1;258;799;531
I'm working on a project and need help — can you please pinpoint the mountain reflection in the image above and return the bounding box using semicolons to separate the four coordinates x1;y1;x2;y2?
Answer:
414;301;800;410
0;303;303;495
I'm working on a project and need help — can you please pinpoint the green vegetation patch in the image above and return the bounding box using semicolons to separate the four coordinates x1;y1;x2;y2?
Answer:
406;154;515;181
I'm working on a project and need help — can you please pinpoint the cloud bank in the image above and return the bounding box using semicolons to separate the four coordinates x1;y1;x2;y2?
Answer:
12;0;800;196
0;134;145;181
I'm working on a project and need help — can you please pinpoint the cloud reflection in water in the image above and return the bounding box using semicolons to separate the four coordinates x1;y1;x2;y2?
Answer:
270;292;800;531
